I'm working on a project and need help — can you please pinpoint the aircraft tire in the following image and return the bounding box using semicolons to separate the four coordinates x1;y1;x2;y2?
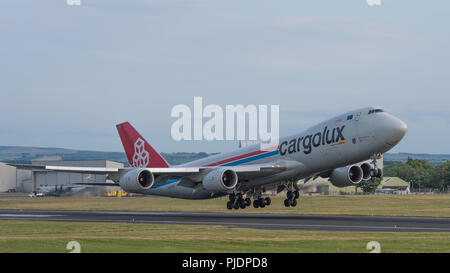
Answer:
239;200;246;209
287;191;293;199
229;194;235;202
253;200;260;208
294;191;299;199
226;201;233;210
265;197;271;206
291;199;297;207
259;198;266;208
284;199;290;207
245;198;251;206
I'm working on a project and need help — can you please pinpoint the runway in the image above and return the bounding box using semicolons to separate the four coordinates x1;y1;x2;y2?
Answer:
1;210;450;232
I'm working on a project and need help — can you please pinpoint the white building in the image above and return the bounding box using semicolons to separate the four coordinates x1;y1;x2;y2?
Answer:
0;160;124;193
0;163;17;192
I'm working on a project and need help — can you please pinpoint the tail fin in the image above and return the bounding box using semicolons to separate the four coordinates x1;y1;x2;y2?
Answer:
116;122;169;168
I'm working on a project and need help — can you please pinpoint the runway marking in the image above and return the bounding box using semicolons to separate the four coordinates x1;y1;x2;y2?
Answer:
1;211;450;232
20;217;450;232
134;220;450;231
0;214;63;218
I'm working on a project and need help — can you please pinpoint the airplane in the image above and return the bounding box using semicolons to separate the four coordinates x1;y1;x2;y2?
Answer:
33;184;90;197
11;106;407;209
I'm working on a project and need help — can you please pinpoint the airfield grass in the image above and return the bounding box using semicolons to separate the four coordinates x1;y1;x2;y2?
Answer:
1;195;450;253
0;220;450;253
1;194;450;218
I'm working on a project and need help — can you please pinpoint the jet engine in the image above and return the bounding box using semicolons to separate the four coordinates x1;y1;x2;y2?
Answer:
359;162;372;181
202;168;238;192
119;169;155;193
329;165;363;187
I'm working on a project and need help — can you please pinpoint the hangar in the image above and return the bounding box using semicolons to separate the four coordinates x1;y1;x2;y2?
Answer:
301;177;410;195
0;160;124;193
0;163;17;192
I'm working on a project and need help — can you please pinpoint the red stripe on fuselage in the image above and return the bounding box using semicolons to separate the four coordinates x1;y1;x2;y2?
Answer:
205;145;279;167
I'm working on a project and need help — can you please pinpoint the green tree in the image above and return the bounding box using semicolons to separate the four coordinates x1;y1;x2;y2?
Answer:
357;176;382;193
430;161;450;191
384;158;435;189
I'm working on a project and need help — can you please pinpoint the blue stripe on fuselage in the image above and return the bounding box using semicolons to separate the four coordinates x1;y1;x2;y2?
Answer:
151;149;279;189
222;149;279;166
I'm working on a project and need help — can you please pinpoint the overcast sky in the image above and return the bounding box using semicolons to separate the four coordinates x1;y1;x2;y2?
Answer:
0;0;449;154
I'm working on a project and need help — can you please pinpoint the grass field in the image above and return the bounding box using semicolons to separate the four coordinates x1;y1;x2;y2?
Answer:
1;195;450;253
1;220;450;253
1;194;450;218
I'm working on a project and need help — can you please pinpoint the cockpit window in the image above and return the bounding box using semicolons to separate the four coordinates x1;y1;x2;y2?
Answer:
368;109;384;114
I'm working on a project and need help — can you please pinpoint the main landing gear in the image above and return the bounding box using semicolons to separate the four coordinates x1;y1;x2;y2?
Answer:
226;192;271;210
253;197;271;208
227;193;251;210
284;190;299;207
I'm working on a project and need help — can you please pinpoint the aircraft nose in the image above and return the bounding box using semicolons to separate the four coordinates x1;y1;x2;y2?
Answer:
383;115;407;143
393;117;407;140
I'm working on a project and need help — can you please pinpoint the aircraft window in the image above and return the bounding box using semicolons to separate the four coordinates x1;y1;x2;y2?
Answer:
368;109;384;114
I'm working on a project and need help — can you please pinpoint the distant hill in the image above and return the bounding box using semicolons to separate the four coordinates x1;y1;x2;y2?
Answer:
0;146;215;166
0;146;128;165
384;153;450;166
0;146;448;166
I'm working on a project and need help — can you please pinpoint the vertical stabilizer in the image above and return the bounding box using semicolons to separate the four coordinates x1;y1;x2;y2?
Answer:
116;122;169;168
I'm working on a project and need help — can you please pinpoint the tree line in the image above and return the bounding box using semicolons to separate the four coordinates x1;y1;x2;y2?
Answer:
355;158;450;193
383;158;450;191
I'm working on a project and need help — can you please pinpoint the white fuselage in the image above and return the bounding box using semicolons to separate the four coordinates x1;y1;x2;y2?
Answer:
141;107;407;199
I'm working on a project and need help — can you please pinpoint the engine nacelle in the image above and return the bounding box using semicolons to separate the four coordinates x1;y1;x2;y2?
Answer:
202;168;238;192
359;162;372;181
329;165;363;188
119;169;154;193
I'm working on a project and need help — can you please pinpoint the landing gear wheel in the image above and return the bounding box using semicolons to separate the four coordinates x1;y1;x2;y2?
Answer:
253;200;260;208
284;199;290;207
291;199;297;207
287;191;293;199
265;197;271;206
294;191;299;199
245;198;251;206
233;202;240;209
259;198;266;208
239;200;246;209
229;194;235;202
236;193;243;200
226;201;233;210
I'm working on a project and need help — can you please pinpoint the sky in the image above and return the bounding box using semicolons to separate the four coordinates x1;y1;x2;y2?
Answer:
0;0;449;154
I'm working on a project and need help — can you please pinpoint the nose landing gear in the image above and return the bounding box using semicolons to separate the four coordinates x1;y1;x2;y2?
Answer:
370;153;383;178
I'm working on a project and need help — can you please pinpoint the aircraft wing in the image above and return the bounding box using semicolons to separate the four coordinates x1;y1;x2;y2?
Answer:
8;162;290;186
8;163;283;175
8;164;201;176
8;164;121;174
